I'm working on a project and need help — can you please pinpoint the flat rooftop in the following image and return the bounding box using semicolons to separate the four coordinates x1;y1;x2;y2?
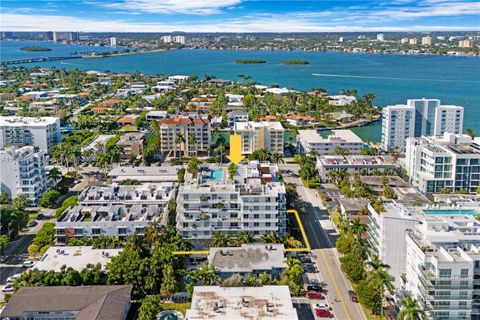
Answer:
59;204;162;223
79;183;175;203
208;244;286;273
298;129;362;144
318;155;395;166
34;246;121;271
186;285;298;320
108;166;180;182
0;116;59;126
234;121;285;131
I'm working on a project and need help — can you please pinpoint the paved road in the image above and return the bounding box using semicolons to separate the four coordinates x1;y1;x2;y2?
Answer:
283;163;366;320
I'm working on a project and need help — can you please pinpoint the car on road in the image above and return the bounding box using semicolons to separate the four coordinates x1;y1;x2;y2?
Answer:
23;260;35;268
299;256;312;264
307;291;325;299
323;195;331;201
348;290;358;302
313;303;332;311
27;220;38;228
2;284;15;293
6;274;21;284
315;308;334;318
307;284;327;293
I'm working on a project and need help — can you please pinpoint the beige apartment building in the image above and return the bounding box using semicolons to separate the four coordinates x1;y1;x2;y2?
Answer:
159;115;211;156
234;121;285;155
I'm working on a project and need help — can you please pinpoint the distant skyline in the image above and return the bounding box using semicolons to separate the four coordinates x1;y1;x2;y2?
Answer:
1;0;480;33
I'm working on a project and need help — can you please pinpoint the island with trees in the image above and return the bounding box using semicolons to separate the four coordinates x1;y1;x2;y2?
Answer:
235;59;267;64
282;60;309;65
20;46;52;52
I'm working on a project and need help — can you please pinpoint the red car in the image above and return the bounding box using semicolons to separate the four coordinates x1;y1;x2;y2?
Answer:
323;195;331;201
307;291;325;299
316;308;333;318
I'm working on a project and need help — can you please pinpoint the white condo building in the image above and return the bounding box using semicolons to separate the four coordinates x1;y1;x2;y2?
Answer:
367;201;480;320
234;121;285;155
0;146;49;202
297;129;363;155
55;183;176;244
405;133;480;194
381;99;463;151
405;216;479;320
176;162;287;239
0;116;61;153
110;37;117;47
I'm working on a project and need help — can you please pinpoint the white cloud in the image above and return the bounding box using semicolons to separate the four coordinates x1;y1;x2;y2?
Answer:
2;12;479;32
87;0;242;15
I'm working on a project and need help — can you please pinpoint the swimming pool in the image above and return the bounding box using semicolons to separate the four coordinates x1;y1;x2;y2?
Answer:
210;169;223;181
424;209;478;216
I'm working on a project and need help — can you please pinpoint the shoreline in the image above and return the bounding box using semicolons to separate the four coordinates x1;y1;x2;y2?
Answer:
81;48;168;59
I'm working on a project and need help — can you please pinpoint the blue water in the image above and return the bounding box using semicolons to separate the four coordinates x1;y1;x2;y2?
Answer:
0;40;118;60
2;41;480;141
424;209;478;216
210;169;223;181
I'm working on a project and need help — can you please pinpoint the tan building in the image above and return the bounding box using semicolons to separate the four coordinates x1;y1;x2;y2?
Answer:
458;39;474;48
421;36;432;46
234;121;285;155
160;115;211;156
409;38;418;45
117;132;144;160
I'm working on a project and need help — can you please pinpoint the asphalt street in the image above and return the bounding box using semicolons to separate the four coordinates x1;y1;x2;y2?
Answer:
283;163;367;320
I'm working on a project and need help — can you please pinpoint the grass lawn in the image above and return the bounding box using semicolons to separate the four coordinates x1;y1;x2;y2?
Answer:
329;210;342;227
161;302;191;316
28;213;38;221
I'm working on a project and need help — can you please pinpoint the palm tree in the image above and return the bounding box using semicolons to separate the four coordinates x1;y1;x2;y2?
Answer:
211;231;229;247
271;153;284;164
232;232;248;247
260;231;282;244
283;235;303;248
348;218;367;239
351;238;369;260
397;295;425;320
188;133;198;156
175;133;185;158
368;255;391;271
144;222;162;247
370;268;395;316
47;167;62;185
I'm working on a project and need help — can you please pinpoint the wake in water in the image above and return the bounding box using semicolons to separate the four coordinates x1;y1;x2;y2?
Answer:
312;73;479;83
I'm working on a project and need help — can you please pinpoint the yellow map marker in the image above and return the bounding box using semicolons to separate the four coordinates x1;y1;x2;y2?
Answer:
228;134;244;164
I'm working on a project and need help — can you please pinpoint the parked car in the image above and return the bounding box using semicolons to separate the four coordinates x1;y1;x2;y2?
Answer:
307;284;327;293
307;291;325;299
323;195;331;201
313;303;332;311
348;290;358;303
316;308;333;318
299;256;312;264
2;284;14;293
6;274;20;284
23;260;35;268
27;220;38;228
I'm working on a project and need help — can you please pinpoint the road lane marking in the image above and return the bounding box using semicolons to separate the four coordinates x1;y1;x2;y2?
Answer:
308;216;351;320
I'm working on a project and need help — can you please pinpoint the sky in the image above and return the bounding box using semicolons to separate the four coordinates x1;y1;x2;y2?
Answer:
1;0;479;33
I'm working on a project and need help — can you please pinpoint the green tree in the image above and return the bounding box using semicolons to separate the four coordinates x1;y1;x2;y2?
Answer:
356;280;382;315
370;268;395;316
466;128;475;138
228;163;238;180
397;295;425;320
138;295;163;320
383;186;395;199
0;191;10;204
47;167;62;184
336;235;354;255
187;157;201;176
0;235;8;255
339;253;366;283
39;189;61;208
160;264;179;296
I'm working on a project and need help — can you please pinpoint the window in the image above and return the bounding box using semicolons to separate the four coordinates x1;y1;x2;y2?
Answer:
460;269;469;278
439;269;451;278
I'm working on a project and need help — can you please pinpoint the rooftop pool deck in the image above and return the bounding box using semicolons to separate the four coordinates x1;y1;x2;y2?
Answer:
423;209;479;216
209;169;224;181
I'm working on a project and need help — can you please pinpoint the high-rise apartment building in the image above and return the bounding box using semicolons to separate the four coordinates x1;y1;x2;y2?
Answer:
159;115;211;156
422;36;432;46
173;35;185;44
0;146;49;202
176;162;287;239
0;116;61;153
409;38;418;45
110;37;117;47
381;99;464;151
234;121;285;155
377;33;385;41
405;133;480;194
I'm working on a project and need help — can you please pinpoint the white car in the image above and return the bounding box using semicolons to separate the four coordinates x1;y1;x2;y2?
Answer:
6;274;20;283
313;303;332;311
2;284;14;292
23;260;35;268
